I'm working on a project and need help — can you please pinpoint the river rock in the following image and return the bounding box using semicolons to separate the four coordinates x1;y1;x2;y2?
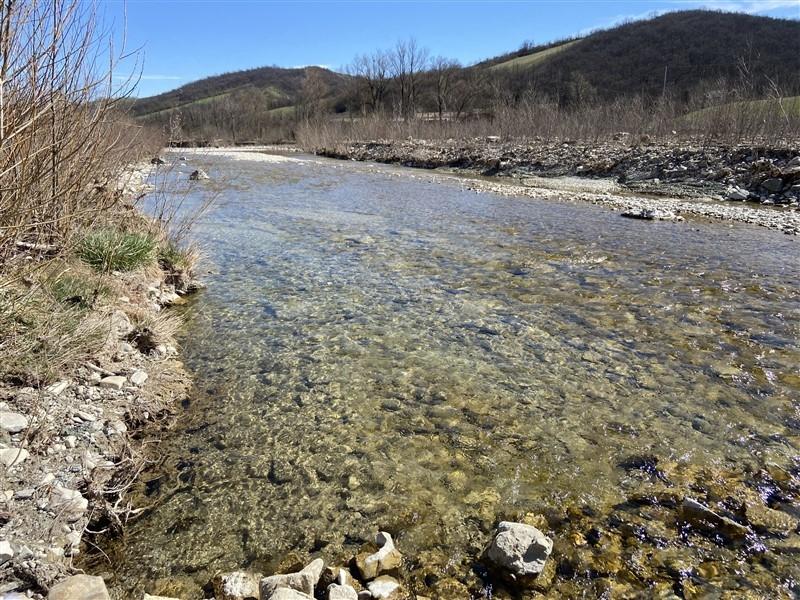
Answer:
328;583;359;600
483;521;553;580
267;589;314;600
0;412;28;433
130;369;149;386
260;558;324;598
212;570;261;599
99;375;126;390
189;169;209;181
621;208;683;221
366;575;403;599
725;186;749;200
46;380;70;396
144;595;181;600
743;495;798;535
48;575;110;600
0;447;29;468
761;177;783;193
0;540;13;564
354;532;403;580
679;497;748;541
49;485;89;521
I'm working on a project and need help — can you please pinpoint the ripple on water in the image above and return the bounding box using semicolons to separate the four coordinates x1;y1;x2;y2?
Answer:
96;154;800;599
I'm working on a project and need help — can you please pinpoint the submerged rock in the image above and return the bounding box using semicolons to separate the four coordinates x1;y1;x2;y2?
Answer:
366;575;403;599
189;169;210;181
483;521;553;581
48;575;110;600
679;497;748;541
354;531;403;580
260;558;324;599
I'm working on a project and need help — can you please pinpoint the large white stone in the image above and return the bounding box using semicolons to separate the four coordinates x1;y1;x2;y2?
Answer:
484;521;553;577
0;540;14;564
212;570;261;600
99;375;126;390
0;411;28;433
0;447;29;468
48;575;110;600
355;531;403;580
328;583;358;600
367;575;402;599
267;588;315;600
261;558;324;598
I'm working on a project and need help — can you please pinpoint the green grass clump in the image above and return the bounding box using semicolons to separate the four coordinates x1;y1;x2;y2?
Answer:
78;229;157;273
158;242;190;271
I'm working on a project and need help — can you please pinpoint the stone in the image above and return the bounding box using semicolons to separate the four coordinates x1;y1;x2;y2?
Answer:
483;521;553;578
354;532;403;580
130;370;149;386
267;589;314;600
46;380;70;396
680;497;748;541
260;558;324;598
151;157;166;165
189;169;209;181
725;186;749;201
49;485;89;521
212;570;261;600
328;583;359;600
99;375;126;390
366;576;402;599
0;540;13;564
144;595;181;600
743;496;798;535
48;575;110;600
0;448;29;468
761;177;783;193
0;412;28;433
621;208;683;221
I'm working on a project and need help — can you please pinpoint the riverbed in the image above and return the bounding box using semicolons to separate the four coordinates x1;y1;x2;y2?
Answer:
93;150;800;599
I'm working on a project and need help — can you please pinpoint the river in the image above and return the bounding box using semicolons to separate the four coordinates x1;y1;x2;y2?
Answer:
93;150;800;599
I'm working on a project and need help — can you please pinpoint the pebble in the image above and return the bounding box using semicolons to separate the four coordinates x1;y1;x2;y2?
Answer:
45;380;70;396
130;370;149;386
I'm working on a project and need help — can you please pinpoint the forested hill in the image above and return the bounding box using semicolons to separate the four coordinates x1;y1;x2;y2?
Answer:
491;11;800;101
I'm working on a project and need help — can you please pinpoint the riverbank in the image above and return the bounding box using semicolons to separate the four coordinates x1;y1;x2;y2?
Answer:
311;138;800;235
0;163;202;597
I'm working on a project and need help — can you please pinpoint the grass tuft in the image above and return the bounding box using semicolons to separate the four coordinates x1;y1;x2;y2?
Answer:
78;229;157;273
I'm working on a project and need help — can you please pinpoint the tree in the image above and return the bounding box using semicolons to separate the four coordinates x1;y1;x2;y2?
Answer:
348;50;390;114
430;57;460;121
389;38;429;120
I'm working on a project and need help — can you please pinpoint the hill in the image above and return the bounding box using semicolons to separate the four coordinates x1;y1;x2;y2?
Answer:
487;11;800;101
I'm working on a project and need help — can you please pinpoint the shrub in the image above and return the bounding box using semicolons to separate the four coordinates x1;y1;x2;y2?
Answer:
78;230;157;273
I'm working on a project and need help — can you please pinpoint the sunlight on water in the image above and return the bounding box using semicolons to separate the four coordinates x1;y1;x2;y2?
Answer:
95;153;800;599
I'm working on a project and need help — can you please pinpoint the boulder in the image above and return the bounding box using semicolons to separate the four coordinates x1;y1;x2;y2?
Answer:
189;169;209;181
48;575;110;600
761;177;783;193
0;411;28;433
328;583;359;600
0;447;29;468
366;575;403;599
483;521;553;579
260;558;324;598
354;532;403;580
212;570;261;599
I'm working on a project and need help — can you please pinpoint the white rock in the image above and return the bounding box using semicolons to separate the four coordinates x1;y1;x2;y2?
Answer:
49;485;88;521
267;589;315;600
46;380;70;396
0;540;14;564
65;435;77;449
38;473;56;487
328;583;359;600
0;412;28;433
260;558;324;598
143;595;181;600
48;574;110;600
99;375;126;390
367;575;402;599
212;570;261;600
130;370;149;386
0;448;29;468
355;532;403;580
484;521;553;577
74;410;96;422
725;186;749;201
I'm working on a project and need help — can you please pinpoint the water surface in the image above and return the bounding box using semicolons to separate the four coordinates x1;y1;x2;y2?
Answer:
98;153;800;598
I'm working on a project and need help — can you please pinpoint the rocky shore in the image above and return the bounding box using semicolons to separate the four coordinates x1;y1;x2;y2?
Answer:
314;138;800;235
0;165;200;597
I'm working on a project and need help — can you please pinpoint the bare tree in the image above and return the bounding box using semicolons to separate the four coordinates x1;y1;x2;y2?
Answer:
430;56;460;121
390;38;429;120
348;50;390;114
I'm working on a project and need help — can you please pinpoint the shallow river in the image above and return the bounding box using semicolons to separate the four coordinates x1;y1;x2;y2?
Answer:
96;151;800;599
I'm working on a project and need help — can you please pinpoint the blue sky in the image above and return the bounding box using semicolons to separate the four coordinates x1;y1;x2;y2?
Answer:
104;0;800;97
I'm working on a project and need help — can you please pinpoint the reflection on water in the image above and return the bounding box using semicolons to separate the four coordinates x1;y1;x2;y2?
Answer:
96;154;800;598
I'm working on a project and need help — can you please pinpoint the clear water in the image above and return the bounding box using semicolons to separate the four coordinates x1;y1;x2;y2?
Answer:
95;153;800;599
